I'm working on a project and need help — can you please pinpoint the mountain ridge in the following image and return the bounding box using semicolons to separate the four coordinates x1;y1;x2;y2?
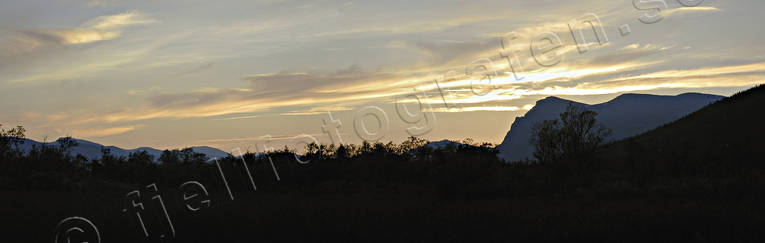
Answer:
497;92;725;162
13;137;231;162
598;84;765;172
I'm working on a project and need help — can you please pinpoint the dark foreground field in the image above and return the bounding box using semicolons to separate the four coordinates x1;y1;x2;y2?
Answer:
4;189;764;242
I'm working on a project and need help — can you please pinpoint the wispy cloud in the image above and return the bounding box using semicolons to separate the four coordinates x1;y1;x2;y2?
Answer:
310;13;516;38
75;125;143;138
199;133;327;143
664;6;722;18
217;115;260;121
16;11;155;47
425;105;532;113
280;106;353;116
7;48;149;83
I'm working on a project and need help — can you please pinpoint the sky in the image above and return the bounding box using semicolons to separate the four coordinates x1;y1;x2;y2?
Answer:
1;0;763;153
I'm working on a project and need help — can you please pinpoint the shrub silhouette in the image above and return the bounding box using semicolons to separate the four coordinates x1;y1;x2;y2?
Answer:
530;103;612;169
0;124;25;159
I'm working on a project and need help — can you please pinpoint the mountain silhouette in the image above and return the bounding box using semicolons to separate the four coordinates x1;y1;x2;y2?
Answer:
599;84;765;168
497;92;724;162
13;138;231;161
425;139;464;150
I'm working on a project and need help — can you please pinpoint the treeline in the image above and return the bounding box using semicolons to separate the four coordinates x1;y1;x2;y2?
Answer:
0;126;519;196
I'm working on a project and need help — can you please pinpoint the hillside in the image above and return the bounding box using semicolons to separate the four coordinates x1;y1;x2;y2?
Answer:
599;84;765;173
497;92;723;162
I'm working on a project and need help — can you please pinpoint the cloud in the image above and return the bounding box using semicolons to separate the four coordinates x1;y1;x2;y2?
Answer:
608;62;765;82
8;48;149;83
86;0;101;7
58;66;414;124
425;105;525;113
585;44;671;66
217;115;260;121
311;13;515;38
280;106;353;116
403;40;499;66
145;66;398;112
490;62;765;97
199;133;327;143
5;11;155;55
664;6;722;18
75;125;143;138
52;11;155;45
64;47;669;125
22;29;120;45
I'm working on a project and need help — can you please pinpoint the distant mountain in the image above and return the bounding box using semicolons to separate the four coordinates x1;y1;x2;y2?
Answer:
425;139;464;150
497;92;724;162
598;84;765;169
13;138;231;162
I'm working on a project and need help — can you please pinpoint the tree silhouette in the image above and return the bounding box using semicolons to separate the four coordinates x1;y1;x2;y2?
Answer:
530;103;612;165
0;124;25;158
